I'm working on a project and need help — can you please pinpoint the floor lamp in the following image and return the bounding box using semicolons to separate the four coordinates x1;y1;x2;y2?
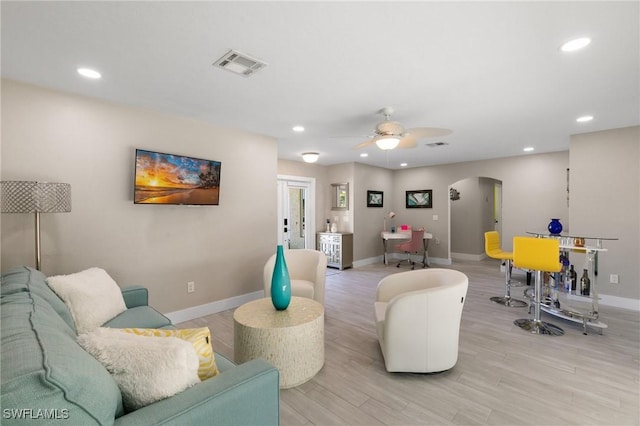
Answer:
1;181;72;270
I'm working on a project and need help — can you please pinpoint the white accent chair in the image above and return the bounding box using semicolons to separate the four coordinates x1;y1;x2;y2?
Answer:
263;249;327;305
373;268;468;373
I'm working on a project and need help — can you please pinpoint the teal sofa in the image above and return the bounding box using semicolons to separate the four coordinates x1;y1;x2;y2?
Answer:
1;266;280;425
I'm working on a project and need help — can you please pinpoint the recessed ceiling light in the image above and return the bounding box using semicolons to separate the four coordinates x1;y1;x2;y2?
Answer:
576;115;594;123
77;67;101;79
292;125;305;132
360;153;368;157
560;37;591;52
400;163;408;167
523;147;535;152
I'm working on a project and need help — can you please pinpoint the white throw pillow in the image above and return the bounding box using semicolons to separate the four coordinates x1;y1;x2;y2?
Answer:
46;267;127;334
77;327;200;411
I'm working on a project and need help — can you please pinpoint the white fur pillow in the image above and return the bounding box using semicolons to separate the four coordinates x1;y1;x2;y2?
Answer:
77;327;200;411
46;267;127;334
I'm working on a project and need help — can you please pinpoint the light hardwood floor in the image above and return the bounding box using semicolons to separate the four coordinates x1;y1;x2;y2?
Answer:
179;259;640;425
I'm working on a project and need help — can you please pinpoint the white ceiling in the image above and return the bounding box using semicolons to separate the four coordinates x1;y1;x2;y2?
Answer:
2;1;638;169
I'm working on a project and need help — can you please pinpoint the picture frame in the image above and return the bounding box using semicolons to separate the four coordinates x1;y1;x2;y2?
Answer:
406;189;432;208
367;190;384;207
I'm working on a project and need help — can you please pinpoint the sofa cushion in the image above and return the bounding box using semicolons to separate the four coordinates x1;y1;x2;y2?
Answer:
46;268;127;334
121;327;218;381
2;266;76;332
103;306;172;329
78;328;200;412
1;267;124;424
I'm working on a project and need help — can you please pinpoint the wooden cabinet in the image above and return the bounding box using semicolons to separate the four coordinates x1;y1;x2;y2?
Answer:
317;232;353;270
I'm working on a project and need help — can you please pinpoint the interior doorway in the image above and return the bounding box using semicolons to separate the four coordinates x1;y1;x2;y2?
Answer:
448;176;503;261
276;175;316;249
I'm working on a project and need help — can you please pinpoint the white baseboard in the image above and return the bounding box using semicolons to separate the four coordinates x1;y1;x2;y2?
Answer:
597;294;640;311
353;256;384;268
451;252;487;261
165;290;263;324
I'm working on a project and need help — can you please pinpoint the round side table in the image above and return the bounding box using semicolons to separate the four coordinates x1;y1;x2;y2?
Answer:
233;296;324;389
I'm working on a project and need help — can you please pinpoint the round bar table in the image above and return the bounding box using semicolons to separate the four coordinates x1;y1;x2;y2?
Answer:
233;296;324;388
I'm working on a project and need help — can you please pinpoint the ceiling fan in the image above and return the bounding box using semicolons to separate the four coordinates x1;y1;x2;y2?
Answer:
355;107;452;150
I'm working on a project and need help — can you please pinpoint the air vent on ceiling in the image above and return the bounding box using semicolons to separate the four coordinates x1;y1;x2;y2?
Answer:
425;141;449;148
213;49;267;77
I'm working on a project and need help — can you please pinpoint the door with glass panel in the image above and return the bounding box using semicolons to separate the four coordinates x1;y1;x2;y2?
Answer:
276;176;315;249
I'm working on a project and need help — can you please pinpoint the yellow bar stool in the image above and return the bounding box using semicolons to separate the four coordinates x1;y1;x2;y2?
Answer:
512;236;564;336
484;231;526;307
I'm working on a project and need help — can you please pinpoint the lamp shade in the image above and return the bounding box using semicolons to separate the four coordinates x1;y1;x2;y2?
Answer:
375;136;400;150
1;181;72;213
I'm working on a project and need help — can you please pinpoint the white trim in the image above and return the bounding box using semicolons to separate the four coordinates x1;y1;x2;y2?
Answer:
353;256;384;268
592;294;639;311
165;290;263;324
277;174;316;249
451;252;487;261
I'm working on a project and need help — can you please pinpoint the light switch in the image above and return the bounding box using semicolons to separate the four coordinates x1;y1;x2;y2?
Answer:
433;215;438;220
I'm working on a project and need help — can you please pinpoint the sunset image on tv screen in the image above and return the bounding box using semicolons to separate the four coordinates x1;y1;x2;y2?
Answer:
134;149;221;205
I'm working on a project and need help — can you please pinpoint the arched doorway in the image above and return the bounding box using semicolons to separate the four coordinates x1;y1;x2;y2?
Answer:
448;177;503;261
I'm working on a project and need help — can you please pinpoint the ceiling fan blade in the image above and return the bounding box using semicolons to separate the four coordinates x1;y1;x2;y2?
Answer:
354;138;377;149
406;127;452;139
398;134;417;149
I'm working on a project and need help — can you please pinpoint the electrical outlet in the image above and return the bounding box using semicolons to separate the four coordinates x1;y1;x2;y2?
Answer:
187;281;195;293
610;274;619;284
435;238;440;245
433;215;438;221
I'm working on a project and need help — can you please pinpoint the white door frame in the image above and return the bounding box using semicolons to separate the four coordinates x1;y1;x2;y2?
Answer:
277;175;316;249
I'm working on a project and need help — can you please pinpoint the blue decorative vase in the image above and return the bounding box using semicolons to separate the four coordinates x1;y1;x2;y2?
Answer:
270;245;291;310
548;218;563;235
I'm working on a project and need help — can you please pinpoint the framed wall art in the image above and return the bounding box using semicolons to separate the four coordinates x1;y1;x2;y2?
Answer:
367;190;383;207
406;189;432;208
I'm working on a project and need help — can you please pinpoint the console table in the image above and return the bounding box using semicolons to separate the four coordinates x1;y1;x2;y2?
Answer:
233;297;324;388
526;232;617;334
317;232;353;270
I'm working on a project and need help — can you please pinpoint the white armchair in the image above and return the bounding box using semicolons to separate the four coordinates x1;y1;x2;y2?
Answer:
263;249;327;305
373;268;468;373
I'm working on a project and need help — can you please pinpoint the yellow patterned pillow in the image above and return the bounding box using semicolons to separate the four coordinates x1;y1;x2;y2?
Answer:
121;327;218;380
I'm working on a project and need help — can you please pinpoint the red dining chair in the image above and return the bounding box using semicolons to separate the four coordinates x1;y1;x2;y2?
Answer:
395;229;425;270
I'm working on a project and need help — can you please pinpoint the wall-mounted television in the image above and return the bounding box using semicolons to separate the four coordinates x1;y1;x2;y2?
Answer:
134;149;221;205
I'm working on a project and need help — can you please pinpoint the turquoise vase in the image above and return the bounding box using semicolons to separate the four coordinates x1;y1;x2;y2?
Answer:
548;218;563;235
270;245;291;310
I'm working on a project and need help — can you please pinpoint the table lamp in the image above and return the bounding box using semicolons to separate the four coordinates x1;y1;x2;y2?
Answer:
1;181;72;270
383;211;396;232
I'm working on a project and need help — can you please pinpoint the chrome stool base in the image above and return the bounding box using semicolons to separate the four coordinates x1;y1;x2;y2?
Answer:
514;319;564;336
490;296;527;307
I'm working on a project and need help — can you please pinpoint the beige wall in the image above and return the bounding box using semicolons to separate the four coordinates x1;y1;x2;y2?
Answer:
1;79;278;313
279;135;639;305
326;163;354;233
353;163;394;261
393;151;570;260
570;126;639;301
451;177;497;257
5;80;632;312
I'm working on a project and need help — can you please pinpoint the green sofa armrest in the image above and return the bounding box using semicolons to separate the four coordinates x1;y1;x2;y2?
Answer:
113;358;280;426
121;286;148;308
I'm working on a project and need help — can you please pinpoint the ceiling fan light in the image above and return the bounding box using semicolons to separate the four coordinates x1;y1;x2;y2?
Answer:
376;136;400;150
301;152;319;163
